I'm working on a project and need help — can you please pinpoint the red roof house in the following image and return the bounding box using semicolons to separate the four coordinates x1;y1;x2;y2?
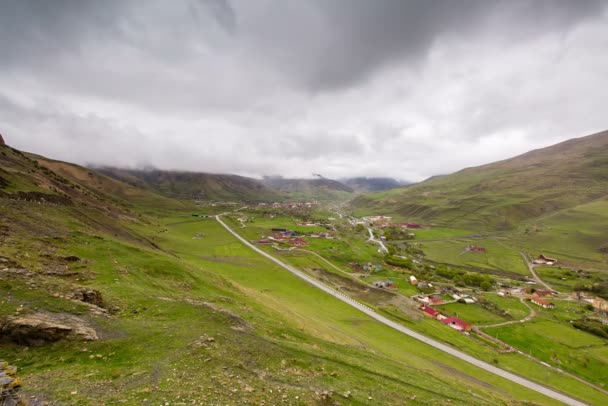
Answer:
441;317;472;331
422;306;440;318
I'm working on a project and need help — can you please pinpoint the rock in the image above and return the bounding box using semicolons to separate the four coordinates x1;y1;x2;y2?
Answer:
71;288;104;307
0;312;98;346
0;133;5;146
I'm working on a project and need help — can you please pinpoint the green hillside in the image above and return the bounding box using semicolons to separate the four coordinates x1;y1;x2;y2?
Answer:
352;130;608;231
98;167;282;202
2;142;585;404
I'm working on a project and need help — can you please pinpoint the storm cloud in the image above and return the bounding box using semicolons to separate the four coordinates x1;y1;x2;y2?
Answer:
1;0;607;180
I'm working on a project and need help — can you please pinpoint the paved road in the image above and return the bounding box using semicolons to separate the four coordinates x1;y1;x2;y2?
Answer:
216;215;588;406
367;227;389;253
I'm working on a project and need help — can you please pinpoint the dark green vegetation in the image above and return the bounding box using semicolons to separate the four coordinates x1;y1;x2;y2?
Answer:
2;142;582;405
97;167;281;202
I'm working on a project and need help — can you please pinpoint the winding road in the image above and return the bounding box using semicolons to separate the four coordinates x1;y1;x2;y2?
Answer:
216;215;588;406
367;227;389;253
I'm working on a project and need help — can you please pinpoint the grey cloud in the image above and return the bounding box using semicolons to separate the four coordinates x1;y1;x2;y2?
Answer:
1;1;608;181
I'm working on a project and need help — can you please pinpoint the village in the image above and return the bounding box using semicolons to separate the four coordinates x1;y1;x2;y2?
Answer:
203;205;608;356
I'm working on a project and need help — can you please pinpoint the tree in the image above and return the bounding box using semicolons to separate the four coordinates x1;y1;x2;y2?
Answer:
480;280;492;291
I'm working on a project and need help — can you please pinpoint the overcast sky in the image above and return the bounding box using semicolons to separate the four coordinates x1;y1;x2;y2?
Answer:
2;0;608;181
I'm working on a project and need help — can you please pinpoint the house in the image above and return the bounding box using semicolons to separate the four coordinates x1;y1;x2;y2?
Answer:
429;294;444;305
534;254;558;265
531;297;555;309
534;290;553;297
409;275;418;285
467;245;486;253
258;239;271;244
422;306;440;318
441;317;472;331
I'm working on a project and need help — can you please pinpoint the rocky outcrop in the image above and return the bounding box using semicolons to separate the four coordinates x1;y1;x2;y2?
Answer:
0;312;98;346
0;360;23;406
0;133;5;146
70;288;104;308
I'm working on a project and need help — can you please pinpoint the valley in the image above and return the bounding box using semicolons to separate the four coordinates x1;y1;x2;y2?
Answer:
1;131;607;405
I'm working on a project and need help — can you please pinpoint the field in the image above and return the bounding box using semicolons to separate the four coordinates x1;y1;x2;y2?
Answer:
485;319;608;386
417;237;530;276
506;198;608;270
438;302;509;325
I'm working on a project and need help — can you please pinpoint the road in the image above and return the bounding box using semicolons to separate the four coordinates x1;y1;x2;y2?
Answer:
215;215;588;406
367;227;389;253
520;252;554;291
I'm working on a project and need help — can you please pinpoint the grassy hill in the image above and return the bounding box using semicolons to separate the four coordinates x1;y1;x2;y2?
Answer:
97;167;282;202
352;130;608;231
3;142;586;404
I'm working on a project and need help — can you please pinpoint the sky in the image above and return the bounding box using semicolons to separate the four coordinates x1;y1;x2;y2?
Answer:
1;0;608;181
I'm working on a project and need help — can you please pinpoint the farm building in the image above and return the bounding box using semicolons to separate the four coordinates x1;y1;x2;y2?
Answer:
533;254;558;265
421;306;440;318
467;245;486;253
409;275;418;285
441;317;472;331
530;297;555;309
534;290;554;297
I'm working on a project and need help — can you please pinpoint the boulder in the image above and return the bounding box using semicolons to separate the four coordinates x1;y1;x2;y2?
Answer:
0;312;98;346
71;288;104;307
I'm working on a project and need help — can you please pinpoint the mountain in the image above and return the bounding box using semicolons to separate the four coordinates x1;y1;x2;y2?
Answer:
261;176;354;201
341;177;410;192
96;167;281;202
352;129;608;231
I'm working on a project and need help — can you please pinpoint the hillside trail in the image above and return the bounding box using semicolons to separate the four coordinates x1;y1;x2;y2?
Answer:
519;252;555;292
477;296;537;329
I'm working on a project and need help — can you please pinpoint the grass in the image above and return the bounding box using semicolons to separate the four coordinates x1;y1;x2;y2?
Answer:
485;319;608;386
418;237;530;276
438;302;507;325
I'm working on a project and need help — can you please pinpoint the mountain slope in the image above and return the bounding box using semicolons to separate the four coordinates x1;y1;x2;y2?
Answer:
352;130;608;230
341;177;410;192
97;167;281;202
262;176;354;201
28;154;192;213
0;142;566;405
